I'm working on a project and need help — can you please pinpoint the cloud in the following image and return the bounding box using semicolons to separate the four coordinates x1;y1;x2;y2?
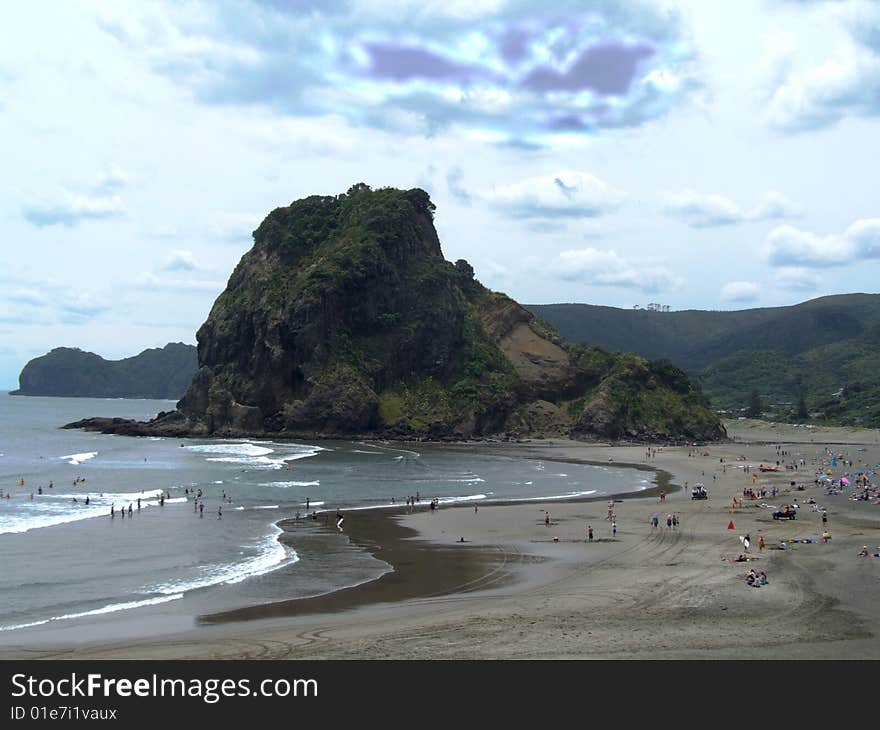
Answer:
23;194;124;228
488;170;624;219
162;249;198;271
720;281;759;303
762;1;880;131
549;247;682;293
1;281;110;325
446;166;472;205
750;191;803;220
206;212;260;244
135;272;224;292
96;1;701;144
58;292;111;323
663;190;802;227
774;267;823;291
22;165;129;228
663;191;742;228
765;219;880;267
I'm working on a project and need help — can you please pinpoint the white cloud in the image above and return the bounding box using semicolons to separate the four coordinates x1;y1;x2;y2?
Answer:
488;170;625;219
762;1;880;131
21;165;130;227
765;219;880;267
663;189;802;227
550;247;681;293
663;190;742;227
774;267;823;291
22;193;124;228
135;272;224;292
720;281;759;302
749;190;803;220
162;249;198;272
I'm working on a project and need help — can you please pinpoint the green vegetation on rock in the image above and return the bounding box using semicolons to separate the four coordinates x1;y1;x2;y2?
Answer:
67;185;724;443
12;343;197;399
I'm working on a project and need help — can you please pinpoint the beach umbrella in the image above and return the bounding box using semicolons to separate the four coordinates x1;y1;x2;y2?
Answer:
841;477;850;485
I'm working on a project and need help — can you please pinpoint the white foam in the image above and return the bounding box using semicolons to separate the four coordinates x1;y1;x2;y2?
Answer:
186;442;274;457
507;489;598;503
302;501;324;507
0;488;183;535
0;594;184;632
252;505;279;510
60;451;97;465
259;481;320;488
342;494;488;512
351;450;381;455
187;441;323;470
146;524;297;594
437;493;487;505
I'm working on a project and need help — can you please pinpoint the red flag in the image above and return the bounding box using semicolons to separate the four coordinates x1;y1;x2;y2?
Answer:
727;520;735;530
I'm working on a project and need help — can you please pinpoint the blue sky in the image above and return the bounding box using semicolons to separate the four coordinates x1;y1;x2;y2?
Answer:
1;0;879;388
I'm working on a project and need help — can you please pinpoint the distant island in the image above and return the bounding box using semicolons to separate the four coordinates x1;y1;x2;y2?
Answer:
12;343;197;399
66;184;724;443
529;294;880;427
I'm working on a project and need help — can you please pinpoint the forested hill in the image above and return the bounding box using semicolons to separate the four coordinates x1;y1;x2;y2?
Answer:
529;294;880;426
12;343;197;399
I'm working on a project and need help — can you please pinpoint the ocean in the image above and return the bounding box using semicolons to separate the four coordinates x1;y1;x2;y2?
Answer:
0;393;654;641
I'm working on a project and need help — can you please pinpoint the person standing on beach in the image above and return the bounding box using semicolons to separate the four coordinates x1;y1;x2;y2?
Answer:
758;535;765;551
666;514;673;529
199;502;204;518
218;505;222;520
545;512;550;527
588;525;594;542
651;514;659;529
612;520;617;538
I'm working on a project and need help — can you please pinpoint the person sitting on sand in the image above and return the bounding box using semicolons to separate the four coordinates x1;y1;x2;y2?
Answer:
859;545;870;557
735;554;748;562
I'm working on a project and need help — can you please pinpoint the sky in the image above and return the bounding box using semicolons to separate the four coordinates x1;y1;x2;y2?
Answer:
1;0;879;388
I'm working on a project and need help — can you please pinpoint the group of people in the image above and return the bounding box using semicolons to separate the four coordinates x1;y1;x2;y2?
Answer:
746;569;768;587
650;513;679;529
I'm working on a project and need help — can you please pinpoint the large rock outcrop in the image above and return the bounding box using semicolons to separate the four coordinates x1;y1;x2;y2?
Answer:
66;184;725;443
13;343;197;399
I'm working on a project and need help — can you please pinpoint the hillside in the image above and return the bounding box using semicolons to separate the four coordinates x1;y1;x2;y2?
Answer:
65;184;724;443
529;295;880;426
12;343;197;399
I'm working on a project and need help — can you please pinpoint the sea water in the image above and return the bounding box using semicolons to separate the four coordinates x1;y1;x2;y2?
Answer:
0;393;653;640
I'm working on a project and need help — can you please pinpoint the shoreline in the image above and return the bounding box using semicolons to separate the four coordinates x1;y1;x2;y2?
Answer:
3;422;879;659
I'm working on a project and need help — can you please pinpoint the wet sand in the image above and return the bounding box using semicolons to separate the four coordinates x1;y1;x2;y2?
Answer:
3;419;880;659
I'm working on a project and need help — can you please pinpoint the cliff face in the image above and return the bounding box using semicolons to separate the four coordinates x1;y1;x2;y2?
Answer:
13;343;197;399
67;184;725;443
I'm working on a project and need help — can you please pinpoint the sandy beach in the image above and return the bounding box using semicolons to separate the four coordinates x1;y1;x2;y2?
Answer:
3;419;879;660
